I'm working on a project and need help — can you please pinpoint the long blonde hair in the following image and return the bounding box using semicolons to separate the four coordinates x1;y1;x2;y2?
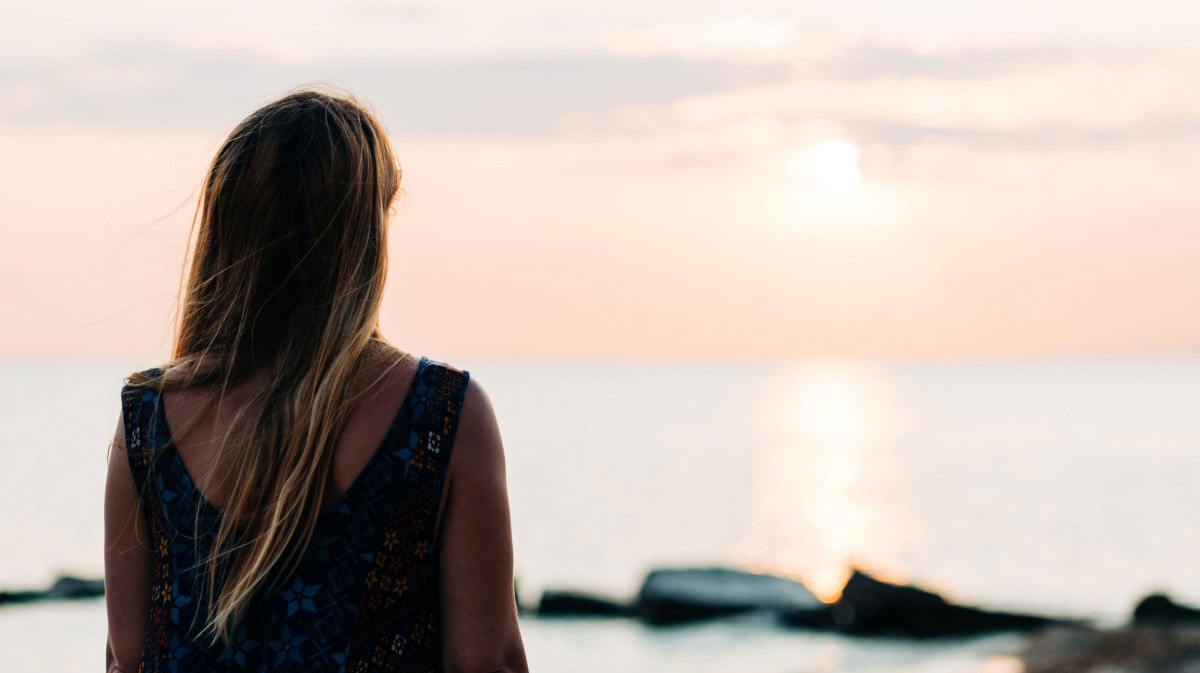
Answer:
126;86;402;644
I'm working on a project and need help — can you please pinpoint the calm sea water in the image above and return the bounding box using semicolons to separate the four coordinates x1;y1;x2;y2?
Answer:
3;356;1198;671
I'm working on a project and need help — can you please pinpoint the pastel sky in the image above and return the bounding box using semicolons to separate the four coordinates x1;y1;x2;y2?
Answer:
2;1;1198;360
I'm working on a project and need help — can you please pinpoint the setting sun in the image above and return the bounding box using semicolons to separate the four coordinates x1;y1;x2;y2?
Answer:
808;139;861;193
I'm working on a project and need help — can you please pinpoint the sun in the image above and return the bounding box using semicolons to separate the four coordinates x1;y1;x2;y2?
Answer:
807;140;861;193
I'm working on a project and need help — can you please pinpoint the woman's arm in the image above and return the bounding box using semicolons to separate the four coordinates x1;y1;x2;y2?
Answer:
103;411;153;673
438;377;529;673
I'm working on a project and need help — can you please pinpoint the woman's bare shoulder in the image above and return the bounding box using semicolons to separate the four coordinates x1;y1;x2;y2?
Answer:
449;375;505;480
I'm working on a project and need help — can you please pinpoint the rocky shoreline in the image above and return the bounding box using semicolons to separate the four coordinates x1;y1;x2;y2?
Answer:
9;567;1200;671
535;567;1074;635
532;566;1200;671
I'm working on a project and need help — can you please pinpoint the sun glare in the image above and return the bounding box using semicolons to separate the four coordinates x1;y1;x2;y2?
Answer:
745;364;912;601
808;139;861;193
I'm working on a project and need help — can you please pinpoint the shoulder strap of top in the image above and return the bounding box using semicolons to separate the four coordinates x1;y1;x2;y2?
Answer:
118;369;175;673
344;358;470;670
423;358;470;531
397;357;470;534
119;368;168;497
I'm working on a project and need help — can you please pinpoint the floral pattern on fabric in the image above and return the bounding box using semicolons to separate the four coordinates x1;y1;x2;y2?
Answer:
120;356;469;672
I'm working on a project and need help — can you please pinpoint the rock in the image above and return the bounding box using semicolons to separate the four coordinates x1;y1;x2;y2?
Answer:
1134;594;1200;625
782;569;1063;638
0;575;104;607
636;567;824;626
0;589;48;605
1020;624;1200;673
49;576;105;599
537;590;630;617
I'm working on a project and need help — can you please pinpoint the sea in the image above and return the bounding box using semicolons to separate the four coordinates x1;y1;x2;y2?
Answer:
2;356;1198;672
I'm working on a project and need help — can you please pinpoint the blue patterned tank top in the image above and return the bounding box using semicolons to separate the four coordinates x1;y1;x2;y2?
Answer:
119;356;470;672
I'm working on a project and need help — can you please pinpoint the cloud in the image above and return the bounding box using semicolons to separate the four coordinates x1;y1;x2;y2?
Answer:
832;43;1075;79
561;44;1200;152
605;15;798;63
1;8;1197;151
0;46;785;135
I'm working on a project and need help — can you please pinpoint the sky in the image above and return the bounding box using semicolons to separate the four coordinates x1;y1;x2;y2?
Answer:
2;1;1199;360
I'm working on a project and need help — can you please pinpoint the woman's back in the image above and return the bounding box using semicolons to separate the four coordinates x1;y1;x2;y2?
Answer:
117;352;469;671
104;88;526;673
158;349;430;529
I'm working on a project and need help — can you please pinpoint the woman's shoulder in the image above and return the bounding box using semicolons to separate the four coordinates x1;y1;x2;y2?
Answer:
122;364;167;390
381;347;471;395
391;349;495;465
417;352;469;377
443;368;502;480
414;352;477;412
121;359;204;393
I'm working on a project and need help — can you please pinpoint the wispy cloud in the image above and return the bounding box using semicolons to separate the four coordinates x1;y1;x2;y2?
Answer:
4;31;1195;150
0;46;786;134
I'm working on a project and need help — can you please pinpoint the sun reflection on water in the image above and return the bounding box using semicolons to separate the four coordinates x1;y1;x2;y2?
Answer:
743;362;913;602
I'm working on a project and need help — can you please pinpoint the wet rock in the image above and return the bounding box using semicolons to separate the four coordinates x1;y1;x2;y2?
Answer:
636;567;823;626
0;575;105;606
1020;624;1200;673
49;576;105;599
1134;594;1200;625
0;588;47;605
782;569;1063;639
537;590;630;617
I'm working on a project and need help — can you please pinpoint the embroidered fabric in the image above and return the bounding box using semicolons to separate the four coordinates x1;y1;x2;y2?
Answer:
120;356;470;672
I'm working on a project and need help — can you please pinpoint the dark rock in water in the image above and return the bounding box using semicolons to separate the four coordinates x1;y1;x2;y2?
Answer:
782;569;1062;639
0;589;48;605
636;567;823;626
49;576;105;599
778;603;838;630
1020;624;1200;673
537;590;630;617
0;575;105;606
1134;593;1200;625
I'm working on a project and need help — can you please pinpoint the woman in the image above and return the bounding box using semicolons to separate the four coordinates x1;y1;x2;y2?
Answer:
104;88;528;673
